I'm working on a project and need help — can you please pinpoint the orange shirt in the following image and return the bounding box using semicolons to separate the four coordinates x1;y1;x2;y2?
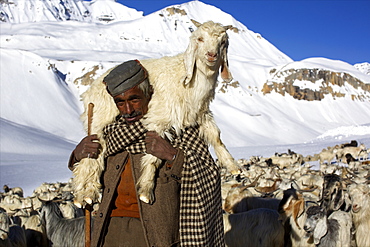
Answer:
110;158;140;218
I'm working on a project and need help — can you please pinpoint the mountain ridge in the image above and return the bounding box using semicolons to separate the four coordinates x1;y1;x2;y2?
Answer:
0;0;369;148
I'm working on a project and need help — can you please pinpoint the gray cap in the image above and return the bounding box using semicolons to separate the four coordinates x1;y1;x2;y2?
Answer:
104;60;148;97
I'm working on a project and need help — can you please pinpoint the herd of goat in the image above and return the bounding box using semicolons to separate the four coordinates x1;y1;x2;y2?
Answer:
0;140;369;247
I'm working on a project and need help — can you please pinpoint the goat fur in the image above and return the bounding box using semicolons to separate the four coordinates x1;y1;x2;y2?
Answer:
0;208;27;247
278;188;315;247
304;206;352;247
336;144;366;162
348;183;370;247
270;154;302;168
223;209;284;247
321;174;351;215
137;20;240;203
40;202;86;247
72;20;240;205
318;149;337;165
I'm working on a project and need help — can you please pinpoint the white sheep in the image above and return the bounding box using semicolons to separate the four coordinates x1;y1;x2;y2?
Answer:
223;209;284;247
304;206;352;247
348;183;370;247
74;19;240;205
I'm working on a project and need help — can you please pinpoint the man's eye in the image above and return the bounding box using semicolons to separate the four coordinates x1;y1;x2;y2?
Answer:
116;102;124;107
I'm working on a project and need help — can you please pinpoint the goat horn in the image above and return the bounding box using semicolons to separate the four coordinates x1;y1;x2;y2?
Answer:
297;185;318;193
305;200;319;206
190;19;201;28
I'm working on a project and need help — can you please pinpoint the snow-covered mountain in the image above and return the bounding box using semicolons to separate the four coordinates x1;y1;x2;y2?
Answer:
1;0;369;196
355;62;370;76
2;0;369;146
0;0;144;23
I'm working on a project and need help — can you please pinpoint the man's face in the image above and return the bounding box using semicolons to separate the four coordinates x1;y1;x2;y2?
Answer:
113;85;150;124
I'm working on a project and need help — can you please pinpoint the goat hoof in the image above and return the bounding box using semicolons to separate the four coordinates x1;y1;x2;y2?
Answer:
139;194;151;204
138;186;155;204
84;197;93;205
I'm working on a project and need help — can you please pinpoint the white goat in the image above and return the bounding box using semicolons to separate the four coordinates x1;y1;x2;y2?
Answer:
74;19;240;205
348;183;370;247
137;19;240;203
2;185;23;198
0;194;23;216
358;148;369;160
223;185;253;213
336;144;366;162
304;206;352;247
318;148;337;165
22;213;47;247
269;153;302;169
223;209;284;247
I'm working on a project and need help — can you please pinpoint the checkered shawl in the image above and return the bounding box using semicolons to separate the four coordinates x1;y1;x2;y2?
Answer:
103;116;225;247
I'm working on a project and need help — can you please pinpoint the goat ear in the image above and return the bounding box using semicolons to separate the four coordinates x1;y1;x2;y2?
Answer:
313;217;327;245
292;198;305;229
220;46;232;83
183;36;196;86
296;198;305;218
341;192;352;212
333;189;344;211
282;196;294;213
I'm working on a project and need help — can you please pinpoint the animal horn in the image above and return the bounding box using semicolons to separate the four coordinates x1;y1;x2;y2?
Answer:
190;19;202;28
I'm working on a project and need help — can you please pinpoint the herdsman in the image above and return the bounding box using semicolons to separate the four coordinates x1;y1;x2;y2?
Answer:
69;60;225;247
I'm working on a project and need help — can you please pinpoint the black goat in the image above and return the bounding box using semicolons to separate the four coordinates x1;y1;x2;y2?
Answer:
320;174;351;215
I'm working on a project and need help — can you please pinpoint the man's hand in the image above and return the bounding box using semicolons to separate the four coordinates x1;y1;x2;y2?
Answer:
73;134;101;162
145;131;177;162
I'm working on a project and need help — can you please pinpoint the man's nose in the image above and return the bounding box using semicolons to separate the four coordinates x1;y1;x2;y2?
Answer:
124;102;134;114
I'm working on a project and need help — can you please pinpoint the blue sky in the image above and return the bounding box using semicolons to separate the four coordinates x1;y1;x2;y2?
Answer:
118;0;369;65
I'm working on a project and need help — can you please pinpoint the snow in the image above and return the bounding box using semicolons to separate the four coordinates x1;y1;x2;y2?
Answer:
0;0;369;197
355;62;370;75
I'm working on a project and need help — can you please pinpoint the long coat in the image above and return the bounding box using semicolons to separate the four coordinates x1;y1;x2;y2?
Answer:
92;150;184;247
70;149;184;247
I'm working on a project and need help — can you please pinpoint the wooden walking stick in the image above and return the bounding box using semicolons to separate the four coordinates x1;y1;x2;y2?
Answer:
85;102;94;247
